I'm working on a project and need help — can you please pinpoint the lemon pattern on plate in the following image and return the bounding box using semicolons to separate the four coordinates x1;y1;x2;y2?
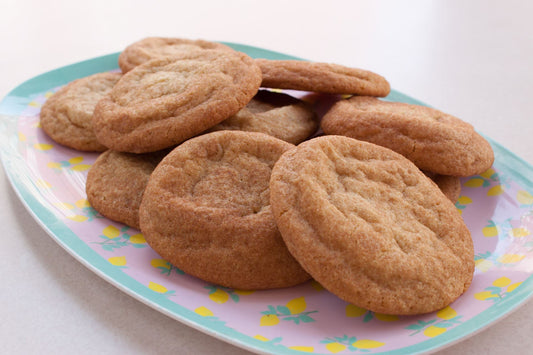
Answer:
260;297;317;326
345;303;399;323
405;306;462;337
204;285;253;304
463;167;509;196
47;156;91;172
474;276;523;302
455;195;473;214
92;225;147;251
108;256;127;268
321;335;385;353
150;258;184;276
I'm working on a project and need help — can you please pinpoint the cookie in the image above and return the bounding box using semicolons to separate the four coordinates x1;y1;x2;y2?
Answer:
40;72;121;151
426;172;462;203
321;96;494;176
139;130;310;290
118;37;233;73
93;49;262;153
86;149;168;229
207;89;318;144
269;135;474;315
255;59;390;96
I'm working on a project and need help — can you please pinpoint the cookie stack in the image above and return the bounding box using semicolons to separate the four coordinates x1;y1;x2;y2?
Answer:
40;37;494;315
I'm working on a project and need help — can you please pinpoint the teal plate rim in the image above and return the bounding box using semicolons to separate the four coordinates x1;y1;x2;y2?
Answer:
1;42;533;355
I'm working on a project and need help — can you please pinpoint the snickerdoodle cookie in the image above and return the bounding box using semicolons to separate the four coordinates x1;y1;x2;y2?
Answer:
86;149;168;229
139;130;310;289
208;90;318;144
40;72;121;151
269;135;474;315
321;96;494;176
93;49;262;153
255;59;390;96
118;37;233;73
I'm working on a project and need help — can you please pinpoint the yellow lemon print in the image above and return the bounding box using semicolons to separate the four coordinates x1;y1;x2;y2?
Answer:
195;306;214;317
67;215;89;222
487;185;505;196
54;202;74;211
47;162;62;169
482;224;499;237
108;256;127;266
517;190;533;205
457;196;473;205
148;281;168;294
352;339;385;349
436;306;457;320
511;227;530;238
34;143;53;151
325;342;347;353
28;101;40;107
253;335;270;342
474;291;496;301
507;282;522;293
71;164;91;172
35;179;51;188
75;199;91;208
288;346;313;352
260;314;280;326
18;132;27;141
492;276;512;287
68;156;84;165
103;225;120;239
129;233;146;244
479;168;496;179
497;254;526;264
286;297;307;314
423;326;446;337
345;304;366;318
475;259;493;272
464;178;484;188
151;258;170;269
209;289;229;304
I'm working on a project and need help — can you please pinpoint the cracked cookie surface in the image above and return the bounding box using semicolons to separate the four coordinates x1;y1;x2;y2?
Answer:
139;131;310;289
321;96;494;176
118;37;233;73
269;135;474;315
93;49;262;153
40;72;121;151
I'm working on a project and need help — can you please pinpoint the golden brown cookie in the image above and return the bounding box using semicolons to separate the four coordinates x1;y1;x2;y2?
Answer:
269;135;474;315
40;72;121;151
139;130;310;290
86;149;168;229
93;49;262;153
118;37;233;73
426;172;462;203
207;89;318;144
321;96;494;176
255;59;390;96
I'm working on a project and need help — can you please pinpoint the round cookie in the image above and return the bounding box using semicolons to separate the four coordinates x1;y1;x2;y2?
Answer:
269;135;474;315
139;131;310;290
93;49;262;153
86;149;168;229
255;58;390;96
40;72;121;151
207;89;318;144
321;96;494;176
118;37;234;73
